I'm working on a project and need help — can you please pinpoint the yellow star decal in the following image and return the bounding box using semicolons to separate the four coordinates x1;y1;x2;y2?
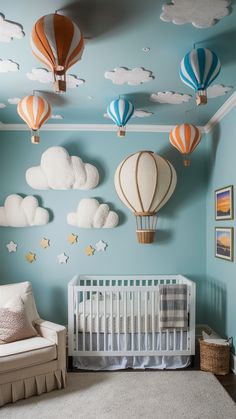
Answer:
68;233;78;245
25;252;36;263
85;245;95;256
40;238;50;249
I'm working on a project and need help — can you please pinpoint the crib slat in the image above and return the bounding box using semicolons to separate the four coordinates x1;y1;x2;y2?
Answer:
104;291;106;351
124;292;127;350
152;292;155;351
110;291;113;351
75;291;79;352
83;292;85;352
180;329;183;351
145;291;148;351
166;329;169;351
131;290;134;351
117;291;120;351
90;292;92;351
138;291;141;351
174;329;176;351
97;291;99;351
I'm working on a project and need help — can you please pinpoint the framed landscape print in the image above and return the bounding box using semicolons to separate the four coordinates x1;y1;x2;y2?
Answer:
215;227;234;261
215;186;233;220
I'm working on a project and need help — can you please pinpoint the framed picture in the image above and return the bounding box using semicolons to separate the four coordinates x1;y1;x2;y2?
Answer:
215;185;233;220
215;227;234;261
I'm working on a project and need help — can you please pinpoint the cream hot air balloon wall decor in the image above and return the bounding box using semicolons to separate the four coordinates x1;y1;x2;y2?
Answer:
169;123;202;167
17;93;51;144
114;151;177;244
31;13;84;93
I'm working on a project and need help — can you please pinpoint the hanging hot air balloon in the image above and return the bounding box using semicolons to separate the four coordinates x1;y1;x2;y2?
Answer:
31;13;84;93
170;124;201;167
180;48;221;106
107;97;134;137
114;151;177;244
17;94;51;144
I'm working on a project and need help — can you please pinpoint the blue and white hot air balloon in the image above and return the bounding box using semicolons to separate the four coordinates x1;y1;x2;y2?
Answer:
107;97;134;137
180;48;221;106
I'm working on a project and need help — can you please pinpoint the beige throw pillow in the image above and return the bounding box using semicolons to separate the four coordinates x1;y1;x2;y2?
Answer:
0;296;37;344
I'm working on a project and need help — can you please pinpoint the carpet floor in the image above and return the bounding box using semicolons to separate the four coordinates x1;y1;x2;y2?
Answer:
1;371;236;419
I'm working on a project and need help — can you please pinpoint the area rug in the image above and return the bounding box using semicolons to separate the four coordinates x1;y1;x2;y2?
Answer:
1;371;236;419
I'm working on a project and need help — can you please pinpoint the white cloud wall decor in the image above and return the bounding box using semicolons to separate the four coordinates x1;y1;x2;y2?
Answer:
51;114;64;120
0;103;6;108
8;97;20;105
0;194;49;227
160;0;231;29
150;91;192;104
0;59;19;72
207;84;233;98
133;109;154;118
0;14;24;42
26;146;99;190
67;198;119;228
26;68;85;88
104;67;154;86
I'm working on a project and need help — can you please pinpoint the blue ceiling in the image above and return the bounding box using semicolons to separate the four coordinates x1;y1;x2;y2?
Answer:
0;0;235;126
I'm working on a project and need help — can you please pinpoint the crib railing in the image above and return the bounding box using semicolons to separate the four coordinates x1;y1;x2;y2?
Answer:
68;275;196;358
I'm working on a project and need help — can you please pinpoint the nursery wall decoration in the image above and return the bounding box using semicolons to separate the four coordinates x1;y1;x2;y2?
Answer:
6;241;17;252
104;67;154;86
67;198;119;228
0;59;19;72
85;245;95;256
215;227;234;261
180;48;221;105
0;13;24;42
57;252;69;264
114;151;177;244
207;84;233;98
0;194;49;227
68;233;78;244
27;68;85;89
95;240;108;252
17;94;51;144
169;123;202;166
160;0;231;28
25;252;36;263
133;110;154;118
26;146;99;190
31;13;84;93
107;97;134;137
40;238;50;248
8;97;20;105
150;91;192;104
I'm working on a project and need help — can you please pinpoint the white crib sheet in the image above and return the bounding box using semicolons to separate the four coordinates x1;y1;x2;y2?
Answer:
77;292;161;333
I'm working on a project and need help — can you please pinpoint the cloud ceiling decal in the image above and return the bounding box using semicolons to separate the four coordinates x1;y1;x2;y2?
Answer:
0;13;24;42
160;0;231;29
26;146;99;190
26;68;85;88
104;67;154;86
150;91;192;104
0;194;49;227
8;97;20;105
207;84;233;98
0;59;19;72
67;198;119;228
0;103;6;109
133;109;154;118
50;114;64;120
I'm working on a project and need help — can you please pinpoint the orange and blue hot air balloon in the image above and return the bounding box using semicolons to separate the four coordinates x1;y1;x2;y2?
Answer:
180;48;221;105
31;13;84;93
169;124;201;166
17;94;51;144
107;97;134;137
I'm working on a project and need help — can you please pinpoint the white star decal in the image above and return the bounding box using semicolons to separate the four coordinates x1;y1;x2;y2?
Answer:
6;241;18;253
95;240;108;252
57;252;69;264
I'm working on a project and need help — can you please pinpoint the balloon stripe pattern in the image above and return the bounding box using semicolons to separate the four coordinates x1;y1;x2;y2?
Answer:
31;14;84;74
17;95;51;131
170;124;201;155
180;48;221;92
107;98;134;127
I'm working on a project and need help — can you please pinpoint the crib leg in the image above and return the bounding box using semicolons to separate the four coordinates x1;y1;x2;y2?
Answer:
67;356;73;372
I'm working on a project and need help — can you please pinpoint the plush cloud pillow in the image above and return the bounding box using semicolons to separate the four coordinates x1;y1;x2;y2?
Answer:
0;296;37;344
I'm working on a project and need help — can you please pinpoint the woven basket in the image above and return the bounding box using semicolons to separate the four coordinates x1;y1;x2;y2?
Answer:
199;338;230;375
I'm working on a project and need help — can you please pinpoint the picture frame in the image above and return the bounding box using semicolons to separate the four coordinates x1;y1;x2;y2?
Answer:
215;227;234;261
215;185;233;220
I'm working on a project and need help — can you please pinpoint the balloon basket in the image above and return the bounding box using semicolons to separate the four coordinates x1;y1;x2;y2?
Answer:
196;94;207;106
117;128;126;137
54;80;66;93
136;230;155;244
31;135;40;144
183;156;190;167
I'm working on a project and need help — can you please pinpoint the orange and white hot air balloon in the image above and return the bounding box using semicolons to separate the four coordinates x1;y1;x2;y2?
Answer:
17;95;51;144
169;123;201;167
31;13;84;93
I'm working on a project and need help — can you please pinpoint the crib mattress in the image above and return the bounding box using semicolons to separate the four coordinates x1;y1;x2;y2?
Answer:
77;292;163;333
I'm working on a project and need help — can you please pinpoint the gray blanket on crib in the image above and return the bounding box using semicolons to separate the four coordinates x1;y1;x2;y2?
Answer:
159;284;188;329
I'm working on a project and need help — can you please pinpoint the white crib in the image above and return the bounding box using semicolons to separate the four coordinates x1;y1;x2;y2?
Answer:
68;275;196;370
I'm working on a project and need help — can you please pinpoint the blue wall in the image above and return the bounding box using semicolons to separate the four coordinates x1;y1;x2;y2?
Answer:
206;107;236;353
0;130;206;324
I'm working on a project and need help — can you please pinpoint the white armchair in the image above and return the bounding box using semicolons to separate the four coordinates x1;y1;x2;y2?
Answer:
0;281;67;407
